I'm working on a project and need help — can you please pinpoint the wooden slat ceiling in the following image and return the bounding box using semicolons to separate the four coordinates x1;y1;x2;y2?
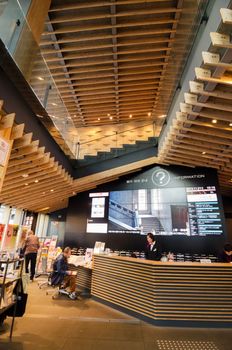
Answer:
1;2;232;214
32;0;206;158
0;101;159;213
158;7;232;197
0;102;73;213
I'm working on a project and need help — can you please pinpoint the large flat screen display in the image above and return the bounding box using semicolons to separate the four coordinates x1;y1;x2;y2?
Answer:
86;167;224;236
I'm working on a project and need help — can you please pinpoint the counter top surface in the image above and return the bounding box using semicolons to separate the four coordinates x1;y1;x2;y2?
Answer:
94;254;231;267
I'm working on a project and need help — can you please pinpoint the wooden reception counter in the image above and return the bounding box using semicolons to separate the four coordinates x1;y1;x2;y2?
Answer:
92;254;232;325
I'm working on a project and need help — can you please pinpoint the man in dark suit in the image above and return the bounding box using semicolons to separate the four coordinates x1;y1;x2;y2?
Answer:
218;243;232;263
145;232;162;261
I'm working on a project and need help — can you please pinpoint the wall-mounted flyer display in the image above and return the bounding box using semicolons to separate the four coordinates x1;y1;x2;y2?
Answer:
93;241;105;254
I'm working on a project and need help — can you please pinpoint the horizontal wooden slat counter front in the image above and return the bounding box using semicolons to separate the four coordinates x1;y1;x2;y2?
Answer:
91;254;232;325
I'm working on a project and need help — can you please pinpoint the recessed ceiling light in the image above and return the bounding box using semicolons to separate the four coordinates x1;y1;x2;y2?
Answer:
107;113;111;117
38;207;50;211
25;183;29;186
50;189;54;192
97;118;101;121
129;114;132;118
212;119;217;124
109;116;113;120
37;76;44;81
229;123;232;127
202;152;206;155
35;179;39;183
52;103;57;106
72;191;76;195
148;112;151;117
22;174;29;178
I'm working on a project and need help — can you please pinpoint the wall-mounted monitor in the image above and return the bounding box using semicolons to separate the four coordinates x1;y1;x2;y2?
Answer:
86;167;224;236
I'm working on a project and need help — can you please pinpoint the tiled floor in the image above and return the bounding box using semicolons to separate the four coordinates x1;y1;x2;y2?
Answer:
0;279;232;350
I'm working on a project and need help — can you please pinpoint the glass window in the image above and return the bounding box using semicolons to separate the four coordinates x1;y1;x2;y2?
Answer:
138;189;147;211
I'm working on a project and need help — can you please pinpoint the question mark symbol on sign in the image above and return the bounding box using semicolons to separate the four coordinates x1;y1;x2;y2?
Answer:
156;171;165;184
152;169;170;186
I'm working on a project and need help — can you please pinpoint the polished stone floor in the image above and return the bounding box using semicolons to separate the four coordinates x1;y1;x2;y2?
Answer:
0;278;232;350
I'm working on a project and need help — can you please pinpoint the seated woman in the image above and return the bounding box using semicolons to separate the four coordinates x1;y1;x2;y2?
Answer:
145;232;162;261
50;247;77;300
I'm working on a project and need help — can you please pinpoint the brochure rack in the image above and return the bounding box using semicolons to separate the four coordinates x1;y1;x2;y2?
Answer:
0;258;24;338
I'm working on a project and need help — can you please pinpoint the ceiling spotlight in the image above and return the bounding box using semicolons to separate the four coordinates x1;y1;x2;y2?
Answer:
72;191;76;195
107;113;111;117
37;76;44;81
229;123;232;127
50;189;54;192
52;103;57;106
25;183;29;186
202;152;206;155
212;119;217;124
129;114;132;118
109;116;113;120
97;118;101;121
22;174;29;178
148;112;151;117
35;179;39;183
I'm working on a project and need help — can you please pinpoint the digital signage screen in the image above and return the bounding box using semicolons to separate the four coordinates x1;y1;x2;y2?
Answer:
86;167;225;236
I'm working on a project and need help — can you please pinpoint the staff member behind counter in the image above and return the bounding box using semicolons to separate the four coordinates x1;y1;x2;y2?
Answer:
145;232;162;261
218;243;232;263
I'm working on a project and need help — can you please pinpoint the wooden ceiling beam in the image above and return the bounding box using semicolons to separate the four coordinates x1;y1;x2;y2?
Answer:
13;133;33;149
41;28;176;47
1;180;72;201
49;0;173;13
171;130;231;147
3;164;60;188
61;86;159;98
42;19;178;36
57;76;162;93
42;37;175;55
44;56;168;72
3;158;56;181
163;154;220;169
177;122;232;140
5;152;51;174
10;140;40;158
170;137;228;152
168;142;231;158
7;147;45;168
168;148;227;164
6;187;73;207
10;124;25;140
43;46;171;63
48;8;181;25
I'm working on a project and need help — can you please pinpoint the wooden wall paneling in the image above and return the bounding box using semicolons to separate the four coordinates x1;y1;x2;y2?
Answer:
92;255;232;323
